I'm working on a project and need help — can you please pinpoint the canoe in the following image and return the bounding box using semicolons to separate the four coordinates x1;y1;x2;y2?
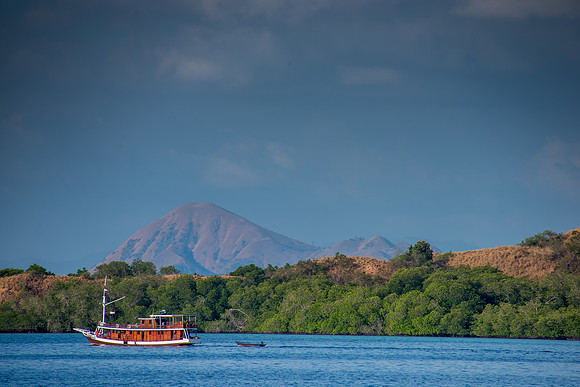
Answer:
236;341;266;347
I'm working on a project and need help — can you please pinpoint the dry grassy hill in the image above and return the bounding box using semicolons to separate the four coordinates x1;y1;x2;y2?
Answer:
0;273;94;303
313;227;580;281
311;246;557;281
441;246;556;280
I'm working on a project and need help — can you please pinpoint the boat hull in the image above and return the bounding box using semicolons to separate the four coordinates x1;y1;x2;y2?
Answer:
74;328;201;346
235;341;266;347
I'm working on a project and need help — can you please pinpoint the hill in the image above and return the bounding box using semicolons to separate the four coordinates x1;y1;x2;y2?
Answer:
0;273;92;304
309;228;580;281
443;246;556;280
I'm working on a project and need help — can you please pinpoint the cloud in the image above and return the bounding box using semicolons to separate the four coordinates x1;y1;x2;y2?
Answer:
454;0;580;19
159;51;245;83
156;27;279;84
171;140;296;188
266;142;295;169
339;66;400;85
532;138;580;195
207;157;261;187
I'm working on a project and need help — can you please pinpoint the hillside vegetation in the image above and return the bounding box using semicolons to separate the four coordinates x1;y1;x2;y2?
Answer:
1;228;579;339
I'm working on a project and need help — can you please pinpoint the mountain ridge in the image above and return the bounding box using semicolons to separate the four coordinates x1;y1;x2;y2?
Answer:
98;202;406;274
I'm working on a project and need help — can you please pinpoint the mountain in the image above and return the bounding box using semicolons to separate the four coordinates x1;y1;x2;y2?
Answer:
308;236;407;260
99;203;319;275
98;202;410;275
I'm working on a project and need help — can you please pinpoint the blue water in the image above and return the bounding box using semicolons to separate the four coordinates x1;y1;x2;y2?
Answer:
1;334;579;386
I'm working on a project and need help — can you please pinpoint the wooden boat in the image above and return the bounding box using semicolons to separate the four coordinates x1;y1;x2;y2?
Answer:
236;341;266;347
74;276;201;346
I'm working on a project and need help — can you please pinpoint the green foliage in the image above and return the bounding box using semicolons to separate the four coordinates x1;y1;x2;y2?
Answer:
25;264;54;276
68;267;90;278
160;265;181;275
519;229;580;275
229;264;265;286
389;241;442;271
408;241;434;265
93;261;132;279
1;256;579;339
520;230;562;247
131;259;157;276
384;267;432;295
0;268;24;278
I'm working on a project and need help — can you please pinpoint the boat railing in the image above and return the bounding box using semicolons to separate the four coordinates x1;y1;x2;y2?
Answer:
100;322;197;329
159;322;197;329
102;323;135;329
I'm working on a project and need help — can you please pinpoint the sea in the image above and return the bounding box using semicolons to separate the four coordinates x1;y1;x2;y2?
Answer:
1;333;579;386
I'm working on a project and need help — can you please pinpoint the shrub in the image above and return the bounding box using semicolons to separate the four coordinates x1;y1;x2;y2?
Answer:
0;268;25;278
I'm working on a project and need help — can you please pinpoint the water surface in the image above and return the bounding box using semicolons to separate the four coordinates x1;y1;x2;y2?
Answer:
1;333;578;385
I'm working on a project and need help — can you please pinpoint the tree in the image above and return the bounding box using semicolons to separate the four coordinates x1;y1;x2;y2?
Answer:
131;259;157;276
229;264;264;277
68;267;90;278
384;267;431;295
519;230;562;247
160;265;181;275
26;264;54;276
0;268;24;278
408;240;434;266
93;261;132;279
229;264;265;285
389;240;435;269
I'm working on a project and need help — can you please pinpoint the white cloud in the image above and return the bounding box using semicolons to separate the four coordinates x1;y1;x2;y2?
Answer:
172;58;221;82
171;140;296;188
454;0;580;19
532;138;580;195
159;51;246;83
339;66;399;85
266;142;295;169
156;26;279;84
207;157;261;187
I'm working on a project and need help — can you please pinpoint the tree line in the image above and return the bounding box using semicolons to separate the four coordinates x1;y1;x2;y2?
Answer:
1;231;579;339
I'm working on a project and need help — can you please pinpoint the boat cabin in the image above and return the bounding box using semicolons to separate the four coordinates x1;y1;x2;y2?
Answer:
138;314;197;329
95;314;199;344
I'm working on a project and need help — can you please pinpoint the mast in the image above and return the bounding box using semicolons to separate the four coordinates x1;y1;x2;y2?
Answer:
101;276;108;323
100;275;126;325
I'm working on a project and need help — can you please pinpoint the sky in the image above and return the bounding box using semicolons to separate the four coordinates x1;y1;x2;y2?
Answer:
1;0;579;274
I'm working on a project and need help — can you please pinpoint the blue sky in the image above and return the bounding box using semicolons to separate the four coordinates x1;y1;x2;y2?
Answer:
1;0;579;274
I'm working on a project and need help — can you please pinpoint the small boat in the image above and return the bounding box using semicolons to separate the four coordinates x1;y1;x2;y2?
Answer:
74;276;201;346
236;341;266;347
